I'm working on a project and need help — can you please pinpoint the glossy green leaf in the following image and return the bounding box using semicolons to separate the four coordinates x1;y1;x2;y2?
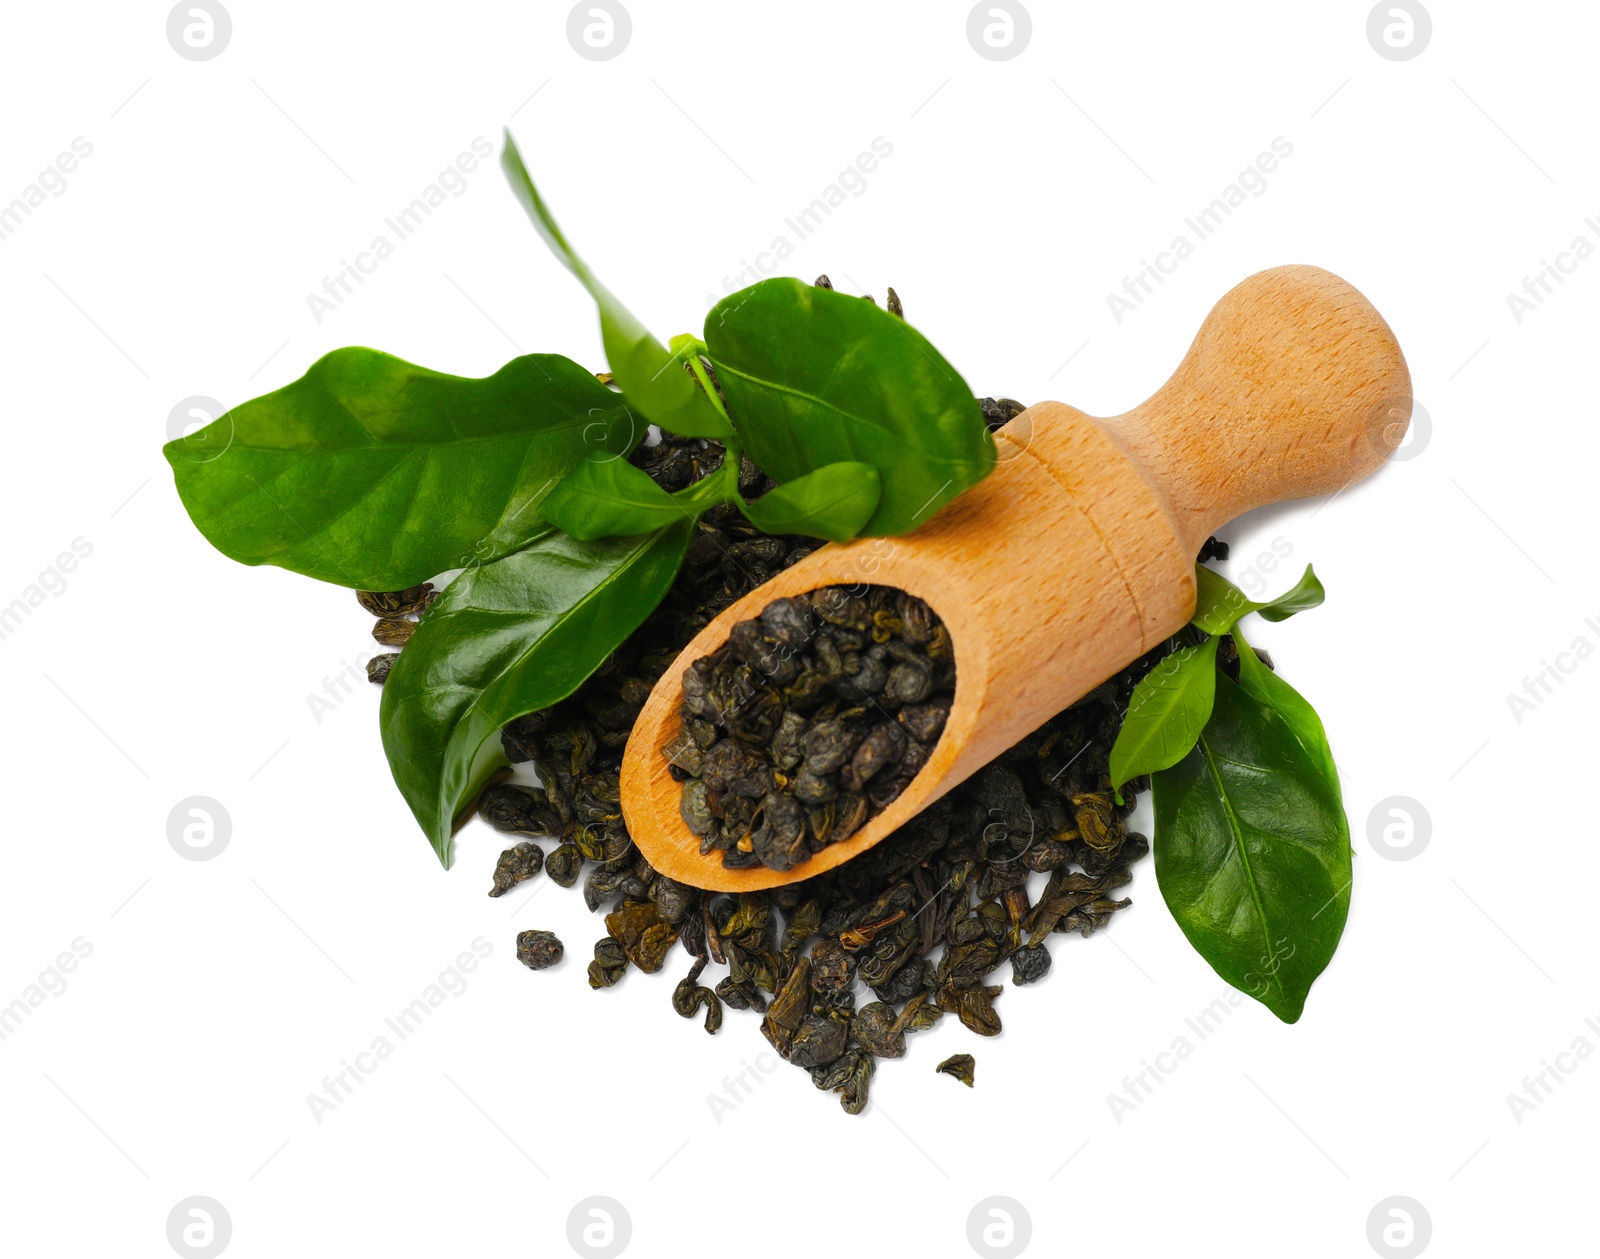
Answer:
703;278;995;534
1234;632;1339;789
1256;565;1326;622
380;519;695;865
163;348;634;590
1108;635;1220;794
739;462;882;542
1151;672;1351;1023
1192;563;1324;635
541;456;688;541
541;449;741;540
500;130;732;439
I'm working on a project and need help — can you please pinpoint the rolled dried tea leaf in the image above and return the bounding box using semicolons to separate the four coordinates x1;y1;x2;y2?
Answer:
605;902;679;973
852;1001;906;1058
357;583;434;617
546;843;584;888
488;840;544;897
516;929;563;970
788;1014;849;1069
811;1047;873;1115
478;784;561;840
367;653;398;684
372;616;417;647
588;936;628;988
671;959;724;1034
978;397;1026;430
936;1053;975;1087
1010;944;1051;985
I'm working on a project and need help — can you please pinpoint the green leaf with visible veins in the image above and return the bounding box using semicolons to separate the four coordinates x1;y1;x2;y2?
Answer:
162;348;635;590
1151;672;1351;1023
380;519;695;866
703;278;995;534
738;462;881;541
500;130;732;439
540;456;690;541
1233;631;1340;791
1108;635;1220;793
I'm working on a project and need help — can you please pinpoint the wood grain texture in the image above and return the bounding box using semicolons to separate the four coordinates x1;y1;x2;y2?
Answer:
621;265;1411;891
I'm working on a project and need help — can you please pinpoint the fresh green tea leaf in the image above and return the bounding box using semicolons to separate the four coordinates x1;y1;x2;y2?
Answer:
1151;672;1352;1023
1191;564;1251;635
1256;565;1325;622
163;348;635;590
380;519;695;865
541;456;688;541
500;131;732;439
541;448;743;539
1233;633;1339;788
1192;563;1324;635
739;462;882;542
704;278;994;535
1108;635;1220;793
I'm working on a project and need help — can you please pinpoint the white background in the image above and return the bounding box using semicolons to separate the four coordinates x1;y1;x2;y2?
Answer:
0;2;1593;1256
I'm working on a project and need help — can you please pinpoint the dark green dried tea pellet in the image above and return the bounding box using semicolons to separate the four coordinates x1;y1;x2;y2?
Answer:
372;616;416;647
1011;944;1052;985
852;1002;907;1058
488;840;543;897
356;583;433;617
936;1053;976;1087
516;929;563;970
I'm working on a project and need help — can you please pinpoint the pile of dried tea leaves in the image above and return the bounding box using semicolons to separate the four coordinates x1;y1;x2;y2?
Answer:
366;419;1184;1114
667;583;956;872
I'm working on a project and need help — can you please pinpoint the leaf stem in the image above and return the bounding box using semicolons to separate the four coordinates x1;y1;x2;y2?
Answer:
680;338;734;430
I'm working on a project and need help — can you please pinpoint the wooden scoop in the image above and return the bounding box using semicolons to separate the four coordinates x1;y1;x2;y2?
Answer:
621;264;1411;892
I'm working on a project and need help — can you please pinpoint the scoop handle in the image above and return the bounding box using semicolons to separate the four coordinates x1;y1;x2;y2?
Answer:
1096;265;1412;556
